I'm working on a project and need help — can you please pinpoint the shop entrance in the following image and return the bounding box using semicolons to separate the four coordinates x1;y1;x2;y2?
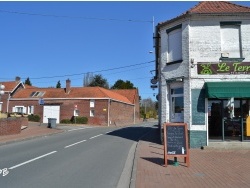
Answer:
208;99;250;141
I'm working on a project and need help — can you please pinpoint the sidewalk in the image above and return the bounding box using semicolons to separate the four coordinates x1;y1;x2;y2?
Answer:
0;122;64;145
134;127;250;188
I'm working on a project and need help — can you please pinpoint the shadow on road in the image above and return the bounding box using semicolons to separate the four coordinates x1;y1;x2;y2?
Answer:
107;124;161;144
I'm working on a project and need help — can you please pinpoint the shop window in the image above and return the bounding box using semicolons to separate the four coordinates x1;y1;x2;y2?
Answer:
220;22;242;58
166;24;182;63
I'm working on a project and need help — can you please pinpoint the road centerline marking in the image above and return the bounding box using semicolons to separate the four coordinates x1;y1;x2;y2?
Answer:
9;151;57;170
89;134;103;139
64;140;87;148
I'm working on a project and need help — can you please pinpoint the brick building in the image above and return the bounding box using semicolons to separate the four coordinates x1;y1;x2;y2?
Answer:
1;78;140;126
154;1;250;147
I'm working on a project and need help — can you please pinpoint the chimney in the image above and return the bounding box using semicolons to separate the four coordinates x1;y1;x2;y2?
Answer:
66;79;71;93
15;76;21;82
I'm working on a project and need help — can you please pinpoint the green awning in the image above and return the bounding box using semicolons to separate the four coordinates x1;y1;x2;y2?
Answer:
205;82;250;98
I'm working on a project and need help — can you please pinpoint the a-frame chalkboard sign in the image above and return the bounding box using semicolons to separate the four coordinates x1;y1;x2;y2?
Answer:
163;123;190;167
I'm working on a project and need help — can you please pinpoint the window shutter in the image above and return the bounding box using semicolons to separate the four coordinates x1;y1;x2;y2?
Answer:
23;107;27;114
221;25;240;58
168;28;182;62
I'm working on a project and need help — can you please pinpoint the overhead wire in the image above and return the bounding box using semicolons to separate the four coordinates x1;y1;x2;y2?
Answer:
29;64;154;85
0;9;153;23
29;60;155;80
0;8;156;96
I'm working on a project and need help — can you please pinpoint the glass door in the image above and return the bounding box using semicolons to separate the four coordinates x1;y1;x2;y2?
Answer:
223;99;241;141
208;100;222;140
170;88;184;123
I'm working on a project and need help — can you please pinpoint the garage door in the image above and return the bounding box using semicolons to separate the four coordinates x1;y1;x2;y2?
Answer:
43;106;60;123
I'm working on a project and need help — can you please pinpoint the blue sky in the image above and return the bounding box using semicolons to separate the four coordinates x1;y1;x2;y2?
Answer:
1;1;250;100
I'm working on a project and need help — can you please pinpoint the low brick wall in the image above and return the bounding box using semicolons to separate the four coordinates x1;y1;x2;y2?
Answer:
0;117;28;136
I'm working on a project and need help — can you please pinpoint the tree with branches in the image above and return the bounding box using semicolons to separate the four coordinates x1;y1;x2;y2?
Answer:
88;74;109;89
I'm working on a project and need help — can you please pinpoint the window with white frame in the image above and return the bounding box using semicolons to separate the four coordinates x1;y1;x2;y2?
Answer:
220;22;242;58
30;91;45;97
28;106;34;114
167;24;182;63
90;109;95;117
90;99;95;108
0;102;2;112
170;87;184;122
12;106;26;114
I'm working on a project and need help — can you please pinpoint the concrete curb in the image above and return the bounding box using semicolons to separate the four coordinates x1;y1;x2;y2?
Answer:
129;141;139;188
117;142;137;188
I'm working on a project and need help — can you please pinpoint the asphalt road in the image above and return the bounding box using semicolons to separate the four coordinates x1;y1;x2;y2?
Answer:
0;122;157;188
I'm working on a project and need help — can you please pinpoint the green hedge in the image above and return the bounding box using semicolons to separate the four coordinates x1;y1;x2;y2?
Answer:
28;114;41;122
60;116;88;124
60;119;72;124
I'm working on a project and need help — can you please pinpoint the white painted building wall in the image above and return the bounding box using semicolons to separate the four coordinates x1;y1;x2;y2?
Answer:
158;14;250;133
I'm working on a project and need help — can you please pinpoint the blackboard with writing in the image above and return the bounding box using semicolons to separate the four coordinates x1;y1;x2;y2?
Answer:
166;125;186;155
192;89;205;125
163;123;190;167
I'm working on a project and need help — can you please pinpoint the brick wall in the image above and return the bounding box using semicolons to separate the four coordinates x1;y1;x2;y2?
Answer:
110;100;135;126
9;99;135;126
0;117;28;136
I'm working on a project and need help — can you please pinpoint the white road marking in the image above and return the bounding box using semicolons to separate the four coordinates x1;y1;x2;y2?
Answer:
105;131;112;134
9;151;57;170
64;140;87;148
89;134;103;139
68;127;89;132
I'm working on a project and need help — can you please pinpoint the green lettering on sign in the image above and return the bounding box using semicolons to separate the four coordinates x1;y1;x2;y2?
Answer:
197;62;250;75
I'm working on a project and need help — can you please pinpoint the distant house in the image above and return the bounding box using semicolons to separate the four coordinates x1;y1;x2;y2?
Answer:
6;79;140;126
0;77;25;113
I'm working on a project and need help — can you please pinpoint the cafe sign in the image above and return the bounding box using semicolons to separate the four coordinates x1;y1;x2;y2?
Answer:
197;62;250;75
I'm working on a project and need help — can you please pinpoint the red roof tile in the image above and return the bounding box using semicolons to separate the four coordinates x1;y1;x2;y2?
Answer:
187;1;250;14
112;89;138;104
12;86;134;104
158;1;250;26
0;81;23;92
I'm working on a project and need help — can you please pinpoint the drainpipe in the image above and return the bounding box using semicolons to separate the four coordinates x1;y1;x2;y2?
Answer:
133;104;135;124
7;93;10;113
108;99;110;127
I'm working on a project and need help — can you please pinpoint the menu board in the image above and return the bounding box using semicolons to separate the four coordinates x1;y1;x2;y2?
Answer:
163;123;190;167
166;126;186;155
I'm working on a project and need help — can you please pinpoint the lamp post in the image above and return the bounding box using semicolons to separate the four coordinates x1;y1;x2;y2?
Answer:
0;84;5;112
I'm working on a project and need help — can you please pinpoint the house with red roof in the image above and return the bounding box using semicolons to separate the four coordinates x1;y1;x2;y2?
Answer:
4;78;140;126
154;1;250;147
0;77;25;113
